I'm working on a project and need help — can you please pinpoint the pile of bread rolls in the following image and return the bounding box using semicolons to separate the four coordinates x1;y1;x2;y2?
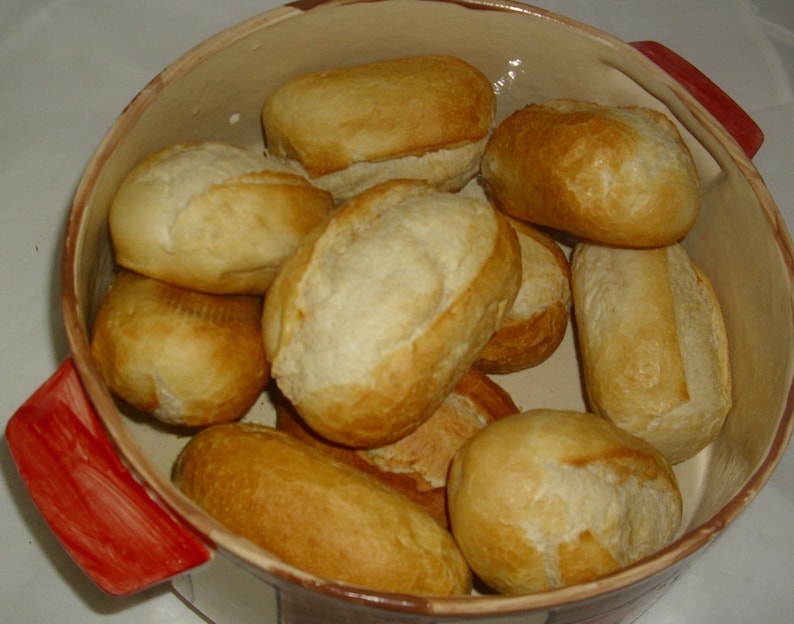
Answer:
90;54;731;597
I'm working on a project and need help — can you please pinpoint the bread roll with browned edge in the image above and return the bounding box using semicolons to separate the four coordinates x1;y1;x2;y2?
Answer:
571;242;732;464
109;141;334;295
173;423;472;596
276;368;519;527
447;409;682;595
481;99;700;247
476;218;571;374
263;179;521;448
90;271;268;427
262;55;496;203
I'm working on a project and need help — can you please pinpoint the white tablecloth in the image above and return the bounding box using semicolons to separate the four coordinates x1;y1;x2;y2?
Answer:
2;1;792;622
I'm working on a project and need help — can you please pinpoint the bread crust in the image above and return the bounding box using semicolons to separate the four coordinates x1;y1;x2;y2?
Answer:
262;55;495;178
173;423;472;596
476;218;571;373
481;100;700;247
262;179;521;448
109;141;333;295
571;242;732;464
90;271;267;427
276;368;519;527
447;409;682;594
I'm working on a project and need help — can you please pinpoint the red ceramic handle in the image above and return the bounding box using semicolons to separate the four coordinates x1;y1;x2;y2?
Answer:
631;40;764;159
5;359;211;596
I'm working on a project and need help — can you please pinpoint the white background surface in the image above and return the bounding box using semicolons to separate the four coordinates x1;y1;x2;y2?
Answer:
1;1;793;622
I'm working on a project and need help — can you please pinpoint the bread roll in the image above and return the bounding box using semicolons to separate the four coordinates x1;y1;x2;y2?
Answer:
173;423;472;596
476;218;571;373
447;409;682;594
263;179;521;448
262;55;496;202
571;241;732;464
109;141;333;295
276;368;519;526
90;271;267;427
481;99;700;247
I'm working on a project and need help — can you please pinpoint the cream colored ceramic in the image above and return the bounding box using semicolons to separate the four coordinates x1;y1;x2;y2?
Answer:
59;0;793;622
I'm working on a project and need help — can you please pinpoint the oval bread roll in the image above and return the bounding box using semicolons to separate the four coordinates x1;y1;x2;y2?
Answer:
90;271;267;427
262;55;496;202
476;218;571;374
571;241;732;464
109;141;333;295
447;409;682;595
276;368;519;527
173;423;472;596
263;179;521;448
481;99;700;247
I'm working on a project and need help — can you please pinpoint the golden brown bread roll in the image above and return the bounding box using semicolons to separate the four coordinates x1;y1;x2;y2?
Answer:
447;409;682;595
263;179;521;448
476;217;571;374
173;423;472;596
109;141;334;295
571;241;732;464
276;368;519;527
481;99;700;247
90;271;267;427
262;55;496;202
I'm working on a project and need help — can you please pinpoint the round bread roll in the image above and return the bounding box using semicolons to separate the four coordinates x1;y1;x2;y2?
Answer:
276;368;519;527
447;409;683;595
109;141;334;295
481;99;700;247
173;423;472;596
476;217;571;374
262;55;496;203
263;179;522;448
90;271;267;427
571;241;732;464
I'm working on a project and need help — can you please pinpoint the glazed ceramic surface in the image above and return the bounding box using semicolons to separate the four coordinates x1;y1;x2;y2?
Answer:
9;0;794;623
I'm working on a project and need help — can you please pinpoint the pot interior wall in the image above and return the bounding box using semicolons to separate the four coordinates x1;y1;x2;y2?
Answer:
68;0;793;601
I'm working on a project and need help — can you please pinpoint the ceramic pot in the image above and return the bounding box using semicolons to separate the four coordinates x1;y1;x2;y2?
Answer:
7;1;794;622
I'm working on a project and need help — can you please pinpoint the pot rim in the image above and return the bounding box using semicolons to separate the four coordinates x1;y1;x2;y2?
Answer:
60;0;794;615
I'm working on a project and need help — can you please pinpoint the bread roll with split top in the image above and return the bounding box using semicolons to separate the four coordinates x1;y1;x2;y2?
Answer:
571;241;732;464
447;409;682;595
262;179;521;448
262;55;496;203
109;141;334;295
173;422;472;596
481;99;700;247
276;368;519;527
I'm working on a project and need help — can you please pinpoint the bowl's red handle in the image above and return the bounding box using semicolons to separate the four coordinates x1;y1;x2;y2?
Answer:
630;40;764;159
5;358;211;596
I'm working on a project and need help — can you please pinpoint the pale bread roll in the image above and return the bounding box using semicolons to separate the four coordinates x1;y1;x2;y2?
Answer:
173;423;472;596
571;241;732;464
276;368;519;527
263;179;521;448
90;271;267;427
109;141;333;295
481;99;700;247
262;55;496;202
476;217;572;374
447;409;682;594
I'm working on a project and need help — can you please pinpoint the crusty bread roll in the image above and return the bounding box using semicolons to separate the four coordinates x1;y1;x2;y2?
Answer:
263;179;521;448
447;409;682;595
262;55;496;202
173;423;472;596
276;368;519;527
571;241;732;464
109;141;333;295
90;271;267;427
476;217;571;374
481;99;700;247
